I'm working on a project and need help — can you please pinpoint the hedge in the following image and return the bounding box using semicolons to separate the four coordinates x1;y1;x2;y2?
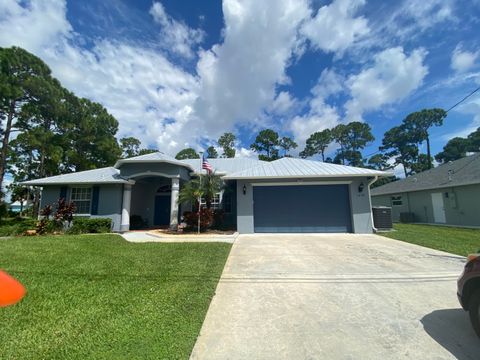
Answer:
0;218;37;237
67;218;112;234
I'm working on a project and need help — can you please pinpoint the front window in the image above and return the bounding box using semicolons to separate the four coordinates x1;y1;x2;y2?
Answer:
71;187;92;214
200;192;221;210
391;195;402;206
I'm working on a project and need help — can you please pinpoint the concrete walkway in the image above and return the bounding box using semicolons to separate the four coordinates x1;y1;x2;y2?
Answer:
191;234;479;359
121;231;237;243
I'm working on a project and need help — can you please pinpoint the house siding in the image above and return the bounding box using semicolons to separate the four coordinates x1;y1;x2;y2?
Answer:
40;184;123;231
236;177;374;234
371;183;480;227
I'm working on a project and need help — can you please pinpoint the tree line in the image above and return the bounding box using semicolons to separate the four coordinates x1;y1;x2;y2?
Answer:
1;47;155;212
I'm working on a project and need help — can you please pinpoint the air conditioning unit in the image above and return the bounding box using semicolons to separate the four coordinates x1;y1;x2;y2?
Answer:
372;206;393;230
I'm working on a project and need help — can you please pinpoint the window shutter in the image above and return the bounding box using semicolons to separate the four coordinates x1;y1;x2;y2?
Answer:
91;186;100;215
60;186;67;200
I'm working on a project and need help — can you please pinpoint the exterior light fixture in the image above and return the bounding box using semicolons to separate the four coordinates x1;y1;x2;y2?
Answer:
243;184;247;195
358;182;365;193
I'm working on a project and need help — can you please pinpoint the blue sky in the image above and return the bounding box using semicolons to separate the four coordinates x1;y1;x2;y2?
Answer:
1;0;479;169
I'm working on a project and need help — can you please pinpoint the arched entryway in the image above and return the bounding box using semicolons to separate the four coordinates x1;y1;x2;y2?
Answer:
124;175;181;230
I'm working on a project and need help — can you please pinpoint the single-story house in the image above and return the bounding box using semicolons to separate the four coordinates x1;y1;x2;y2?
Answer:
371;153;480;227
22;152;390;233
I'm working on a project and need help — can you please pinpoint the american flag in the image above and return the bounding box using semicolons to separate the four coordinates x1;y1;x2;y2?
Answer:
202;157;213;174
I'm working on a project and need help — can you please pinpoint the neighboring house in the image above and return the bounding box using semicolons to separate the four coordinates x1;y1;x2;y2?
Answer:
371;153;480;227
22;152;389;234
9;201;31;213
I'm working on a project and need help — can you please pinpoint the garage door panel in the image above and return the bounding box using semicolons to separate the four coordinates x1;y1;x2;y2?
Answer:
253;185;352;233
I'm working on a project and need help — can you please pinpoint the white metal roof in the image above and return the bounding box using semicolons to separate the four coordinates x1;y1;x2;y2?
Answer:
114;152;193;170
182;158;265;175
21;167;132;186
223;157;392;179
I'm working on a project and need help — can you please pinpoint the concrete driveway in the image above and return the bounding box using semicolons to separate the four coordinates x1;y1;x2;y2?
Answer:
191;234;479;359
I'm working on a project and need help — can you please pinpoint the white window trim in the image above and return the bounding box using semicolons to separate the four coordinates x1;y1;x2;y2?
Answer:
69;186;93;216
391;195;403;206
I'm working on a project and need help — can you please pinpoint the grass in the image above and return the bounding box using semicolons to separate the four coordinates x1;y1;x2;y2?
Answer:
380;223;480;256
0;234;231;360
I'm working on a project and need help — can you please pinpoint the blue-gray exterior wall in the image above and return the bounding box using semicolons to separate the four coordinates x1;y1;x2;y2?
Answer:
236;177;374;234
40;184;123;231
372;183;480;227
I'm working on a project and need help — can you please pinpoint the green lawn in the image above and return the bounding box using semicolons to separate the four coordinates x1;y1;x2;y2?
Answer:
0;234;231;360
380;223;480;256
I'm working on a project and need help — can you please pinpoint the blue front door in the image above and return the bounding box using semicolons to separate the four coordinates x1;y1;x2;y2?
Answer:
154;195;171;226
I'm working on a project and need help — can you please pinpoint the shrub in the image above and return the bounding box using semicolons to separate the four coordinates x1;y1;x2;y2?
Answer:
212;209;225;229
183;208;214;231
0;218;37;236
130;215;147;230
67;218;112;234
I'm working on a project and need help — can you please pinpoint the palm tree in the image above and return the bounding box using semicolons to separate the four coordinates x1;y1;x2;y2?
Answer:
178;178;203;212
178;172;224;210
201;171;224;209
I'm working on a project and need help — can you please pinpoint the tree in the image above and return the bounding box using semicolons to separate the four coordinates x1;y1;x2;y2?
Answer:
380;125;419;177
175;148;199;160
403;108;447;169
9;184;30;213
467;127;480;152
411;153;432;174
250;129;280;161
279;136;297;157
206;146;218;158
178;178;203;212
218;132;236;158
331;122;374;166
0;46;52;194
138;148;157;155
60;95;122;171
200;171;224;209
435;137;470;163
300;129;332;161
120;137;141;158
367;153;391;171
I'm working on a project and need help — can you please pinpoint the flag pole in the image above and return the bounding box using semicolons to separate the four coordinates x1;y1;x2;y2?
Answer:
198;151;203;234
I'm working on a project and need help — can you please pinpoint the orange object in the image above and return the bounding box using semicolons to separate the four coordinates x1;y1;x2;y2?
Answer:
0;270;26;307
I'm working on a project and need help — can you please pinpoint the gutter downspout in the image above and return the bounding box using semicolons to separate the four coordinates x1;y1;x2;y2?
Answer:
368;176;379;232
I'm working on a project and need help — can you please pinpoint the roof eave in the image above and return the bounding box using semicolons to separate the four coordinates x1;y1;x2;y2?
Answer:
371;180;480;196
223;172;391;180
20;180;134;186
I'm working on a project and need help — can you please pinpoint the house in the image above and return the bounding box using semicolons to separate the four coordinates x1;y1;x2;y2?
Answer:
371;153;480;227
22;152;390;233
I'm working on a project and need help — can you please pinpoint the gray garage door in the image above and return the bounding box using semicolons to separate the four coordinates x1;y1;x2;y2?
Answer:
253;185;352;233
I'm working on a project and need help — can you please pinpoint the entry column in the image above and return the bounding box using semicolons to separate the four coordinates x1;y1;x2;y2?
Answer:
170;178;180;229
120;184;132;232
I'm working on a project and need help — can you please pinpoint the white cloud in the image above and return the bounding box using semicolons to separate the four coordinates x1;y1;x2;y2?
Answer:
345;47;428;121
149;2;204;59
267;91;298;116
451;45;478;73
0;0;201;155
0;0;71;53
311;68;345;100
290;102;341;148
301;0;369;54
444;93;480;139
194;0;310;136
